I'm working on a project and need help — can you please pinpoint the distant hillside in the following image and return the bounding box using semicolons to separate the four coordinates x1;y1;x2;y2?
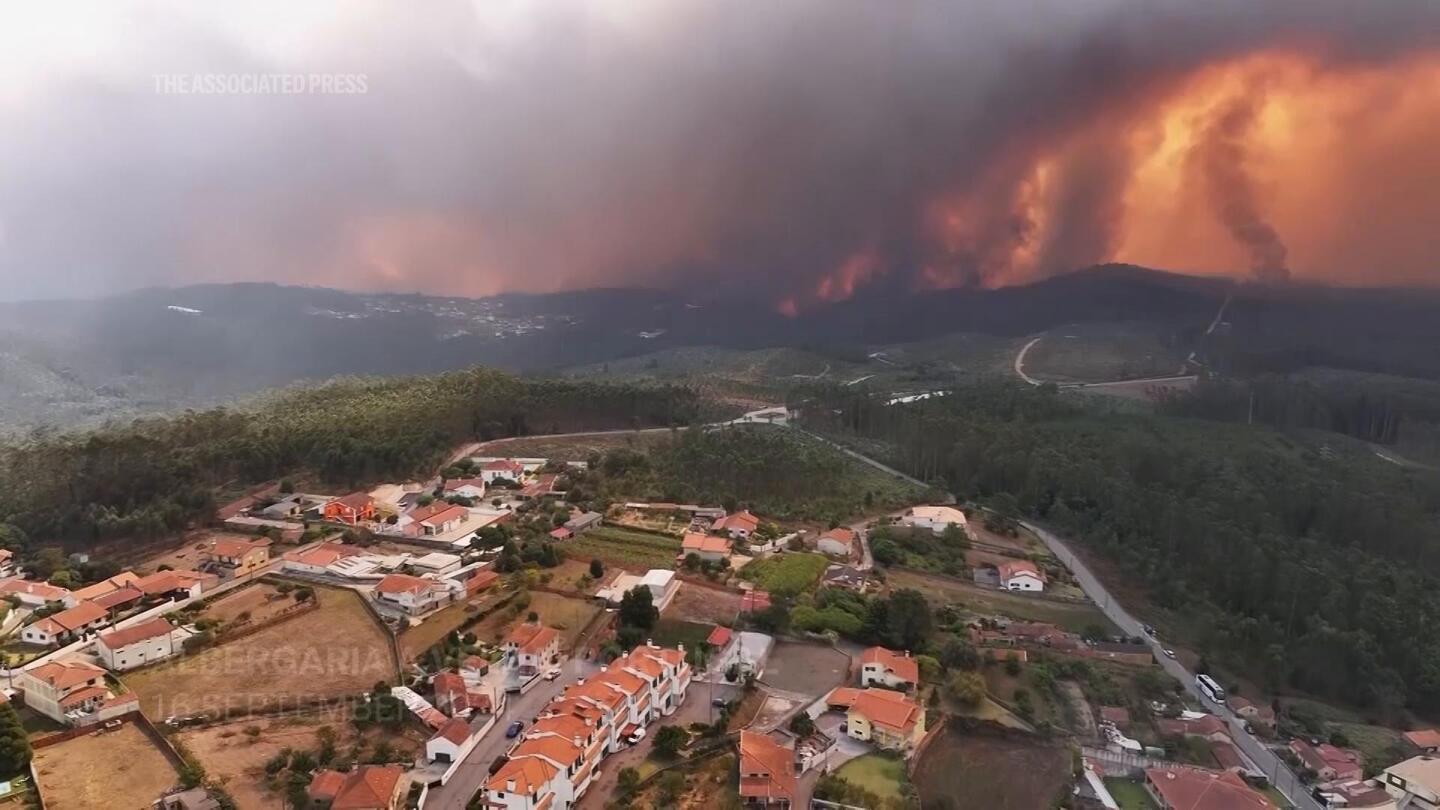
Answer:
2;266;1439;431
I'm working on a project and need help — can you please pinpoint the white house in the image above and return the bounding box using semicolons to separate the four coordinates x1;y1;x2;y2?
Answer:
374;573;452;615
1383;755;1440;808
0;550;15;579
816;528;856;558
997;560;1046;592
860;646;920;691
505;623;561;675
405;503;470;537
21;601;108;647
902;505;971;537
680;533;731;564
712;510;760;539
0;578;77;609
96;617;191;671
427;717;481;765
410;552;464;576
443;477;488;501
16;659;139;726
480;459;526;484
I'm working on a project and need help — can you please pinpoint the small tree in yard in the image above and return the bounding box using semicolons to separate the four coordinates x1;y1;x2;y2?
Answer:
657;771;686;805
616;767;640;796
788;712;815;737
589;558;604;579
652;724;689;758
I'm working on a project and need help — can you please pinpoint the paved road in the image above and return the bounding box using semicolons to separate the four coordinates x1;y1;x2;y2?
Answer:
423;657;595;810
1023;519;1322;810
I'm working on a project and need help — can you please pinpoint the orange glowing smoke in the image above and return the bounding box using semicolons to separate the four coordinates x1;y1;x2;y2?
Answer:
901;49;1440;302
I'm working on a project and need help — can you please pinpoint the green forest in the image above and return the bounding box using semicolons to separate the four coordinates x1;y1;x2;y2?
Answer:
803;381;1440;718
0;370;700;546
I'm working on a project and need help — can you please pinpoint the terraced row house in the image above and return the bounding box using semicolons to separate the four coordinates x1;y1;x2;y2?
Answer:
482;642;692;810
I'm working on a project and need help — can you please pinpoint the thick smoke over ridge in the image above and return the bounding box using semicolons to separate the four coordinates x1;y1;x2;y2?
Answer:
1;1;1439;305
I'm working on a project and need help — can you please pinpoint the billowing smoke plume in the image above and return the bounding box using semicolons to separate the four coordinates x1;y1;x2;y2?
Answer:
1;0;1439;306
1193;93;1291;283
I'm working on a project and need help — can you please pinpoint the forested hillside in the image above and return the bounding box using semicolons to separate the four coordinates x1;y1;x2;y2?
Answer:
0;370;700;546
804;382;1440;717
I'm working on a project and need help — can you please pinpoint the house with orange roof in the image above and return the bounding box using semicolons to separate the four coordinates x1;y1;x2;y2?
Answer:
1144;766;1274;809
825;687;925;751
427;717;479;767
15;658;136;726
480;459;527;485
96;616;191;671
506;623;561;675
432;670;500;718
374;573;453;615
281;542;366;575
71;571;141;602
306;765;406;810
484;755;562;810
738;730;797;808
443;476;488;501
0;578;76;608
203;536;271;577
1289;739;1363;784
404;503;471;537
996;559;1046;592
21;600;109;646
1404;728;1440;754
90;585;144;613
324;492;377;525
623;643;692;718
860;646;920;691
816;527;857;559
134;569;217;600
713;510;760;539
1227;695;1276;729
681;532;732;564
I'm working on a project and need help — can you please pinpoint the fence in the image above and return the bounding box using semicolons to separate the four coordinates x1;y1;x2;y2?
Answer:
1080;745;1180;777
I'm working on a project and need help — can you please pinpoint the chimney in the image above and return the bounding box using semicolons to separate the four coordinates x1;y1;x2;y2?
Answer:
506;779;516;792
600;665;607;673
647;638;655;648
573;736;582;748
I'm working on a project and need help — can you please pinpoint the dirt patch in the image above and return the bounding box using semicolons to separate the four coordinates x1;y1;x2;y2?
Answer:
912;728;1070;810
33;722;179;810
627;751;738;810
761;641;849;697
201;582;294;626
123;584;395;719
466;591;603;651
889;568;1115;634
750;694;804;732
471;430;678;462
177;709;422;809
664;582;743;625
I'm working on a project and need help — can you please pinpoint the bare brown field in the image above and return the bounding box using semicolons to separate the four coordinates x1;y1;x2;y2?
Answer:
201;582;293;625
912;729;1071;809
472;430;679;462
178;709;422;810
467;591;603;651
124;584;395;719
33;723;179;810
664;582;743;625
398;589;511;662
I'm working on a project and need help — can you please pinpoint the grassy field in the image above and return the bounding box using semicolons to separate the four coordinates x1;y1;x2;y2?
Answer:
888;568;1117;633
738;553;828;597
33;722;178;810
652;618;712;651
912;729;1071;809
835;755;906;803
466;591;603;650
398;589;511;662
178;708;422;809
1022;322;1186;384
124;584;395;718
565;526;681;569
471;430;680;462
1104;778;1158;809
1330;721;1407;771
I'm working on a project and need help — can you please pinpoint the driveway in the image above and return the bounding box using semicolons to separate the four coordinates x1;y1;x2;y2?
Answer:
1023;519;1322;810
422;656;596;810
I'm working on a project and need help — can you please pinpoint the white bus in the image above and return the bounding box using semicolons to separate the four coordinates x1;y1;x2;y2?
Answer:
1196;673;1226;704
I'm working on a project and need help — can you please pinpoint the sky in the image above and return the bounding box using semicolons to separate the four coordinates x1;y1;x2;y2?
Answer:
2;1;1439;308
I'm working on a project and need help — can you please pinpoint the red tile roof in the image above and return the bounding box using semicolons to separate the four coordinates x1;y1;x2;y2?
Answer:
91;586;143;609
409;503;468;526
506;623;559;655
1405;728;1440;750
209;537;271;558
486;756;558;795
861;646;919;684
329;766;404;810
375;573;441;596
432;717;471;746
58;685;109;709
1145;767;1274;809
738;730;796;804
714;511;760;532
46;600;108;632
681;533;731;554
0;578;71;601
27;660;104;690
98;617;174;650
706;626;733;647
997;559;1045;583
332;492;375;510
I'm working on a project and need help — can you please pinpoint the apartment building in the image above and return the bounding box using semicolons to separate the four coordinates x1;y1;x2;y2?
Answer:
482;643;691;810
16;659;139;726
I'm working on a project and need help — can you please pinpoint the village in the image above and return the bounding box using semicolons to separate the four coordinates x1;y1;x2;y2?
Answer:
0;437;1434;810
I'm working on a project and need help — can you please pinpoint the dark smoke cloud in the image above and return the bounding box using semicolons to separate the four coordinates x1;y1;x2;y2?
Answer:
1;0;1439;303
1193;93;1291;283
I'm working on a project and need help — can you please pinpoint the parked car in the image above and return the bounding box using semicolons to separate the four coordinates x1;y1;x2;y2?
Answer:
627;727;646;745
711;697;730;708
1142;623;1155;636
506;720;525;738
544;668;563;681
1163;648;1177;659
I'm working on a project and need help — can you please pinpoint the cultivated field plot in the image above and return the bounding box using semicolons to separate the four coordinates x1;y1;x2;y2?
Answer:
738;553;828;597
912;730;1071;810
835;755;905;804
565;526;681;570
133;535;214;572
200;582;294;625
1022;322;1186;384
970;523;1047;557
888;569;1116;633
33;722;179;810
467;591;603;651
398;590;510;662
608;507;691;537
178;709;422;810
473;430;678;462
124;584;395;718
652;618;711;652
664;582;744;625
761;641;849;696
